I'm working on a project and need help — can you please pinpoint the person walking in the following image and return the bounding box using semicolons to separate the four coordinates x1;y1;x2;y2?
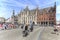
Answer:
0;23;3;30
30;22;35;32
21;24;24;29
23;24;29;37
3;23;7;30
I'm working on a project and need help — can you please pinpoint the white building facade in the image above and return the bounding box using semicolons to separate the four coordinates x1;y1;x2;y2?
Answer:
0;17;5;23
18;6;38;24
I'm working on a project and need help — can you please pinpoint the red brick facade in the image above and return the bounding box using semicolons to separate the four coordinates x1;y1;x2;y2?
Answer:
37;4;56;26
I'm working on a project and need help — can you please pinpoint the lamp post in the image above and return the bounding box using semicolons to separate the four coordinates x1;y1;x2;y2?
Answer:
12;10;16;29
13;10;15;25
24;17;25;24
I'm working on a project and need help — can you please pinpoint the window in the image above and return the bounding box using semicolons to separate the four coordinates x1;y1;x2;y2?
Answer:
44;18;45;20
52;18;54;20
49;18;51;20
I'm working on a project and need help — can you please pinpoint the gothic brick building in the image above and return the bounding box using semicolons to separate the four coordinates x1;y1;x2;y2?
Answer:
18;3;56;26
37;4;56;26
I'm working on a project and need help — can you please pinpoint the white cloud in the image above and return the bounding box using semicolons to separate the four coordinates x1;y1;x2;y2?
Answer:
0;0;11;14
34;0;56;8
56;5;60;14
0;0;36;19
56;0;60;2
0;0;58;19
1;0;35;8
56;16;60;21
56;5;60;21
0;5;12;19
5;0;26;7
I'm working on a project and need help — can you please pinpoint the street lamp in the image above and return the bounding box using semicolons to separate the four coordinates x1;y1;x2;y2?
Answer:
24;17;25;24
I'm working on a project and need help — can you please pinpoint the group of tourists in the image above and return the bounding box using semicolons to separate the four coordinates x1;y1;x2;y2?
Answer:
0;21;35;36
0;23;14;30
21;22;35;37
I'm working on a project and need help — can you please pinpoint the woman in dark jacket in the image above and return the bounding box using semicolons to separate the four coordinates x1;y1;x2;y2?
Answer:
23;24;29;37
25;25;28;31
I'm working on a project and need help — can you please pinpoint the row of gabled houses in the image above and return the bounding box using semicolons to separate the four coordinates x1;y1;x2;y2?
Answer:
17;3;56;26
0;2;56;26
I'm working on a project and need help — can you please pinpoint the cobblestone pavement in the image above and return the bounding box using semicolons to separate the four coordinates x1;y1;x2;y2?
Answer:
0;26;44;40
41;27;60;40
1;26;59;40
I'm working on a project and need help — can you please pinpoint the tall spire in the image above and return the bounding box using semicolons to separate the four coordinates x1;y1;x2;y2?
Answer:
13;10;15;16
53;2;56;12
36;5;39;10
55;2;56;6
25;6;29;10
54;2;56;9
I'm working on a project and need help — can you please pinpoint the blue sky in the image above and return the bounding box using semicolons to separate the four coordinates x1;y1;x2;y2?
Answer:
56;0;60;21
0;0;60;21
